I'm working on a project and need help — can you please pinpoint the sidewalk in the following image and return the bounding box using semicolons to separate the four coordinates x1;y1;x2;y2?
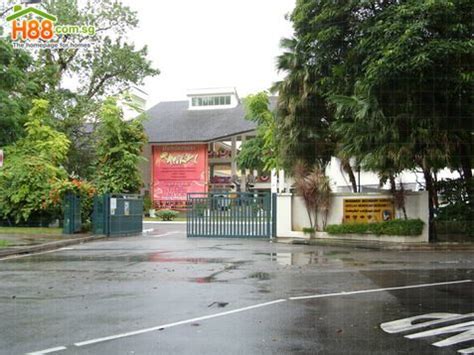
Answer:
0;233;106;258
277;237;474;251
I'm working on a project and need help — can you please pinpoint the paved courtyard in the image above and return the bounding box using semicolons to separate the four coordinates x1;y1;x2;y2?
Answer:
1;223;473;354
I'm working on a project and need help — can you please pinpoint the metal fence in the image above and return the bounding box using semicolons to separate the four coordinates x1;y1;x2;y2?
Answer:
187;192;275;238
63;192;81;234
92;194;143;236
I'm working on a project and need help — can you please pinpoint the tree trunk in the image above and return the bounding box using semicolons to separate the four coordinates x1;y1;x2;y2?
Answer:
423;166;437;242
390;176;408;220
341;161;358;193
460;149;473;205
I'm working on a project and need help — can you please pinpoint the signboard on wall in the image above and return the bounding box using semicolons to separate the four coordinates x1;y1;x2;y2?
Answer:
343;198;394;223
152;145;208;204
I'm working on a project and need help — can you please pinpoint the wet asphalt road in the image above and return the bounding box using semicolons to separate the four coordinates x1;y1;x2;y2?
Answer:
0;223;473;354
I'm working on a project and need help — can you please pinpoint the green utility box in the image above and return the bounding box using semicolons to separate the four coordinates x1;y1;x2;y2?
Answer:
93;194;143;236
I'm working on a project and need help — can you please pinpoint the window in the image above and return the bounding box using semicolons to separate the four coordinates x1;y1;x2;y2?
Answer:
191;95;232;107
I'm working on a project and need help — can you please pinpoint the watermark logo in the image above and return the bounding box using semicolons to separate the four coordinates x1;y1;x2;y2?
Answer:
7;4;56;40
3;3;96;49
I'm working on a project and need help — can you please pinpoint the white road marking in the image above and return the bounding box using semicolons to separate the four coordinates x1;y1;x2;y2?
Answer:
381;313;473;333
24;279;472;353
74;299;287;347
148;231;181;237
0;247;69;261
25;346;67;354
381;313;474;353
289;279;473;300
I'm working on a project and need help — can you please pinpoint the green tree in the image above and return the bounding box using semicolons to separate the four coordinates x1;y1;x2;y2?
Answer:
278;0;473;239
237;92;280;172
94;98;147;194
8;0;160;177
272;37;335;171
0;100;70;223
0;39;38;146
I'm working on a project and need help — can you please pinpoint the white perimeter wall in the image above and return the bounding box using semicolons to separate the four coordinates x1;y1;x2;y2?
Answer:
277;192;429;243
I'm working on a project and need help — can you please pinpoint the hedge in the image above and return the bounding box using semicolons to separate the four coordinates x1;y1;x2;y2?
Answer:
325;219;424;236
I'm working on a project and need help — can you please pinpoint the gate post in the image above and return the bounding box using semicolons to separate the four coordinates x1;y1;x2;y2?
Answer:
271;193;277;239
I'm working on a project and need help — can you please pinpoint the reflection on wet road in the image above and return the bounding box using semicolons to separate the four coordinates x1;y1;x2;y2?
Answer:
0;223;472;354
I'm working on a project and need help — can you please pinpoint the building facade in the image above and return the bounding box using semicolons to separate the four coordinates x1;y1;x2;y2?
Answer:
141;88;274;210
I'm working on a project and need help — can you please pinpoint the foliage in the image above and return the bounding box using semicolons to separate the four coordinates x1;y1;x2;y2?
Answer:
302;227;315;235
0;39;38;146
0;240;11;248
277;0;473;239
50;178;97;223
326;219;425;236
6;0;160;177
436;178;473;223
272;38;335;171
435;220;473;237
0;100;70;223
237;92;280;171
195;202;207;217
157;209;179;221
143;195;153;213
293;161;332;231
94;98;147;194
236;136;266;172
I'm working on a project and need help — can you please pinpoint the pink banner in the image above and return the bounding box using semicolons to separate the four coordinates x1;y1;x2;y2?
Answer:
152;145;208;203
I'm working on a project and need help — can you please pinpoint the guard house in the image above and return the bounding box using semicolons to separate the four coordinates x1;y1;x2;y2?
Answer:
141;88;275;210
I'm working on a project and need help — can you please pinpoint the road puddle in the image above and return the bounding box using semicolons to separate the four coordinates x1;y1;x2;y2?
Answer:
260;252;331;266
12;252;228;264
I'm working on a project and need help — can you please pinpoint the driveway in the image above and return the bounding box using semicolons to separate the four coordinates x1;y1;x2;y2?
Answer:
1;223;473;354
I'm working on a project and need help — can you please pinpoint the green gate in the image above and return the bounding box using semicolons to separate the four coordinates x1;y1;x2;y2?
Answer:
92;194;143;236
187;192;276;238
63;192;81;234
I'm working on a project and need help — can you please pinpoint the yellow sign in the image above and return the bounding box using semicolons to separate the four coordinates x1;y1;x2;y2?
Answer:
343;198;394;224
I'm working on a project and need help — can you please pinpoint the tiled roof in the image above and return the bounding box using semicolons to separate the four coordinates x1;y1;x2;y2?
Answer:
144;97;277;143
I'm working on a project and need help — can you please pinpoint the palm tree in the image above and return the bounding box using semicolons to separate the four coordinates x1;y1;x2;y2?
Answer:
272;37;335;171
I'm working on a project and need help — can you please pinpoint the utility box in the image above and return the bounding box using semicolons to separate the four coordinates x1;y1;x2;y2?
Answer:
93;194;143;236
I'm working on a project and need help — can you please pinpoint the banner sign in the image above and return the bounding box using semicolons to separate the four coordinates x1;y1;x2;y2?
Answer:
152;145;208;203
343;198;394;223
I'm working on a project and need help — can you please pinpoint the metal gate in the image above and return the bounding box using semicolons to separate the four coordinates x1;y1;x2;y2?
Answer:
92;194;143;236
63;192;81;234
187;192;276;238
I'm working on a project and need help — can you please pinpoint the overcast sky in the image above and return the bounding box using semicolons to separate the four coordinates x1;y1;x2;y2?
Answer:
120;0;295;107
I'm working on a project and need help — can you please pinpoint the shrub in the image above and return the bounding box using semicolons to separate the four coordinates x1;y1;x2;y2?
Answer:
302;227;315;235
157;209;178;221
325;219;424;236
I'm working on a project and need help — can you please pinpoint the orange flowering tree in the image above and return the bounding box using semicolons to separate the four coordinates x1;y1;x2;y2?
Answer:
50;178;97;226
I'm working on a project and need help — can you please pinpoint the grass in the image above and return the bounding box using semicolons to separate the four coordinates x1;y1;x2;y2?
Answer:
0;227;63;235
0;240;11;248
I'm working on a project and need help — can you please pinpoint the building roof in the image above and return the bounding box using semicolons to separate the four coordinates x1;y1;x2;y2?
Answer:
144;97;277;143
